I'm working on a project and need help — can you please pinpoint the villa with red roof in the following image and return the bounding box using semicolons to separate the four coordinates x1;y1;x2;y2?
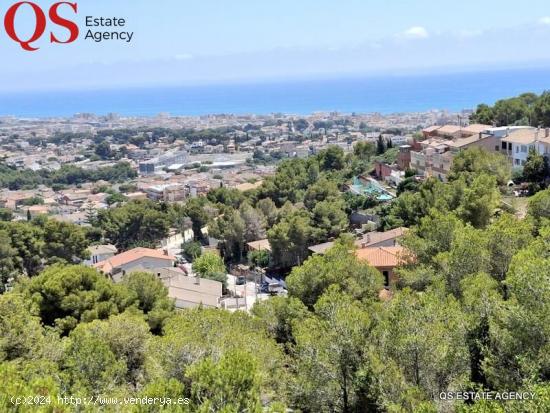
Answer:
94;247;176;282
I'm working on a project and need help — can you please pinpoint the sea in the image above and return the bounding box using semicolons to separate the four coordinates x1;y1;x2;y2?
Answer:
1;67;550;118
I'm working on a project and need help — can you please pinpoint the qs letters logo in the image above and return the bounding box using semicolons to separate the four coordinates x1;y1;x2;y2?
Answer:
3;1;79;51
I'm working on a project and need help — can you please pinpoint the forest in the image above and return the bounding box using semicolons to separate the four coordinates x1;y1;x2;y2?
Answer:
1;146;550;412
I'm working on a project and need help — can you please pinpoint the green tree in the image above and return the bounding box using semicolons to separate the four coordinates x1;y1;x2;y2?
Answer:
186;350;263;412
374;289;470;407
106;191;128;206
527;188;550;227
287;238;383;308
523;147;549;190
449;147;511;186
0;230;17;293
256;198;279;227
354;141;376;161
94;140;113;159
182;241;202;261
434;225;490;297
0;208;13;222
470;103;494;125
64;312;150;394
532;90;550;126
455;174;500;229
239;202;267;242
251;296;308;346
486;214;534;284
312;199;348;241
291;288;378;412
248;249;270;269
376;135;386;155
0;293;45;362
97;200;170;250
268;211;317;268
39;219;90;265
484;241;550;390
20;265;133;335
304;176;340;210
182;198;211;242
318;146;346;171
192;253;227;288
121;272;174;333
0;221;44;277
149;309;287;404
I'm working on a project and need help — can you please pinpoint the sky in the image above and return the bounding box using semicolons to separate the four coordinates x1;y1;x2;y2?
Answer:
1;0;550;91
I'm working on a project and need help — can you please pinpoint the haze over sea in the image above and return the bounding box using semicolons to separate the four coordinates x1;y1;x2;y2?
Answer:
1;67;550;118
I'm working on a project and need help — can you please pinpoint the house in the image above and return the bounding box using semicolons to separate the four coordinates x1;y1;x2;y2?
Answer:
145;184;186;202
247;239;272;252
85;244;118;266
422;125;442;138
422;124;491;140
356;246;408;287
397;145;412;170
500;128;550;168
58;190;91;207
94;247;176;282
410;139;454;181
309;228;408;255
434;125;463;140
28;205;50;218
157;267;223;309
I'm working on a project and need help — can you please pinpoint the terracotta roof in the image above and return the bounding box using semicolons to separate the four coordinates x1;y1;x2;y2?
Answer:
356;246;407;268
95;247;175;273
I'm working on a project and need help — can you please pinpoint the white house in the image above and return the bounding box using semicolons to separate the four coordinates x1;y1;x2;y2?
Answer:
501;128;550;168
94;247;176;282
85;244;118;266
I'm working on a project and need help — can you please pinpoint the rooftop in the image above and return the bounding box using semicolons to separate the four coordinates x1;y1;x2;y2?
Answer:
95;247;175;273
356;246;407;268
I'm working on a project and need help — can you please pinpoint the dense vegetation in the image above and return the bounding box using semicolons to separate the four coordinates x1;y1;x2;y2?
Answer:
0;162;137;190
470;91;550;127
1;145;550;411
2;186;550;411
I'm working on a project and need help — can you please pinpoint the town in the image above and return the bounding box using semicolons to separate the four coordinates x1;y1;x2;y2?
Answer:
1;91;550;411
0;100;548;315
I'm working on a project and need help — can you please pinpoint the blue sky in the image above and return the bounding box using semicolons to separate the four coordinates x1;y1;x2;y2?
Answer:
2;0;550;91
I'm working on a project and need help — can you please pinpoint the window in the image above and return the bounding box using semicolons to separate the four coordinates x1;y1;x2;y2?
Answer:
495;145;500;151
502;142;507;150
515;159;520;166
516;146;520;153
521;145;527;153
508;143;512;150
